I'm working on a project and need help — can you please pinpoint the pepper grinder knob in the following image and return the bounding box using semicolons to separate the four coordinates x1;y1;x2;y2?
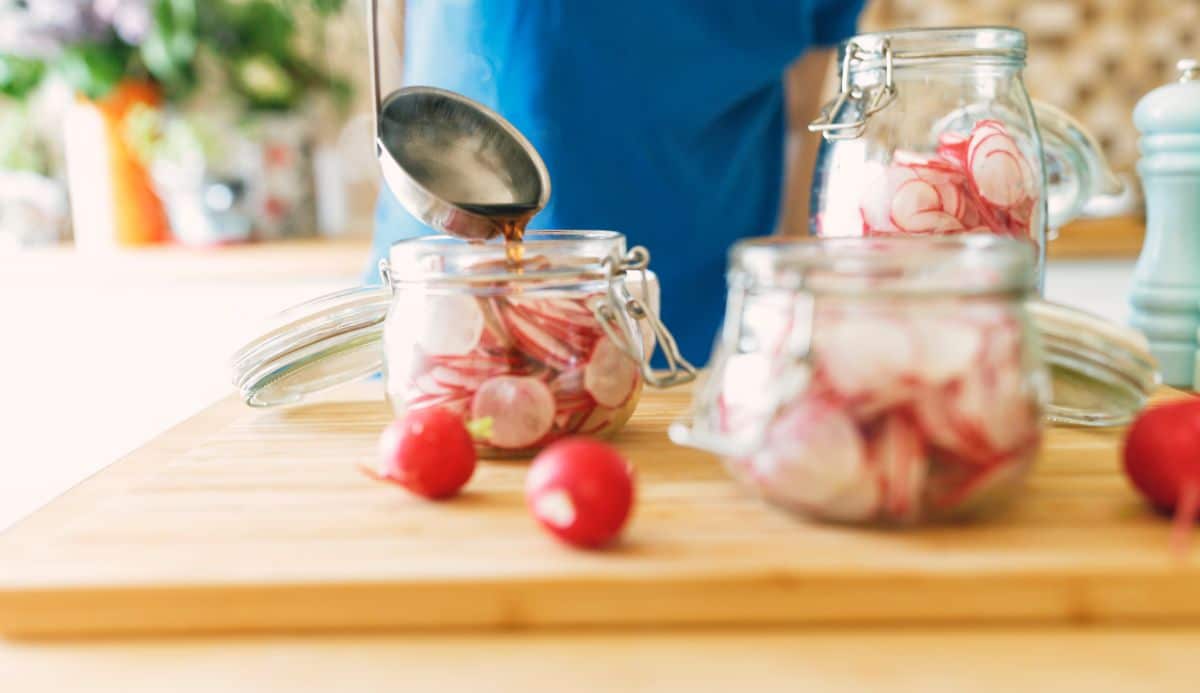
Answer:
1179;59;1199;83
1129;58;1200;387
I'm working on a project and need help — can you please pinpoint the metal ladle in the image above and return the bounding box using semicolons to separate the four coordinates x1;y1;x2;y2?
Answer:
367;0;551;241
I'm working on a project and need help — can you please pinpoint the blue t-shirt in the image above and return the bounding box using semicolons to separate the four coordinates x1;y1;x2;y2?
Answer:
370;0;865;363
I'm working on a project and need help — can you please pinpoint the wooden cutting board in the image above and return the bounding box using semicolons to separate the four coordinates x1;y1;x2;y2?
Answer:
0;381;1195;637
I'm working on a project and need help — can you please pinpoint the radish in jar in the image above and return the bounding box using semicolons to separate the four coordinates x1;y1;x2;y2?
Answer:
858;120;1037;241
415;293;485;356
752;396;868;510
584;336;640;408
812;304;918;417
471;375;557;450
871;413;928;523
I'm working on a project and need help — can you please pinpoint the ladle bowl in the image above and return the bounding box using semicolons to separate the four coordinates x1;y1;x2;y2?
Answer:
368;2;550;240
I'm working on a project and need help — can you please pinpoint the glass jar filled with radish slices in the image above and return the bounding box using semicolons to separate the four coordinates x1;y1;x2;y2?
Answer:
380;231;695;456
673;235;1051;525
808;27;1124;278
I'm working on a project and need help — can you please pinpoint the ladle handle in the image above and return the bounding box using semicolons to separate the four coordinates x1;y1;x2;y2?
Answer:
367;0;382;143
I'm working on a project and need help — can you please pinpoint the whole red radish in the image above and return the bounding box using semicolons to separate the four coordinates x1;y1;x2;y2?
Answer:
373;408;477;499
526;438;634;548
1123;398;1200;552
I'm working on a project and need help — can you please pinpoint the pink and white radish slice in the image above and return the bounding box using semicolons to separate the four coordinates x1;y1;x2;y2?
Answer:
909;313;985;386
414;293;484;356
858;120;1036;240
471;375;557;450
752;396;867;509
503;304;585;371
717;352;774;433
812;306;917;416
968;122;1032;209
815;464;881;523
583;336;640;408
871;414;928;523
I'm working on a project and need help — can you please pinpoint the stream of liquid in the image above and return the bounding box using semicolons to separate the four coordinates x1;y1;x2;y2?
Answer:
456;202;539;269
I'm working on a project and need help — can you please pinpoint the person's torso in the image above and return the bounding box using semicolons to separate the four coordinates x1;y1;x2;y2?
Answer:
377;0;827;360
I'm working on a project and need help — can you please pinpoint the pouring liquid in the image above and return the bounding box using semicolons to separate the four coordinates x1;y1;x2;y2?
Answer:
456;202;539;268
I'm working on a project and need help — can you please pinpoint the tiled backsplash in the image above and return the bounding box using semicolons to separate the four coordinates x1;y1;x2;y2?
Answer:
864;0;1200;173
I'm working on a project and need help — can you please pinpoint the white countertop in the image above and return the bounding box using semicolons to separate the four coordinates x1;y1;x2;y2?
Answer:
0;240;368;531
0;248;1137;532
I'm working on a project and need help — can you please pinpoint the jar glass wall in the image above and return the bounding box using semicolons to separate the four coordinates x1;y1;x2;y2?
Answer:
685;235;1049;525
384;231;657;457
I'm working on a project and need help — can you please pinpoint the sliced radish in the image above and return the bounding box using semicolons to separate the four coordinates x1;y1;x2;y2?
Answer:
405;393;471;418
817;465;882;523
718;352;773;433
411;293;484;356
937;131;970;168
871;414;928;523
471;375;556;450
414;372;459;396
753;396;867;509
577;406;615;435
429;365;491;392
860;161;903;233
970;147;1027;208
477;298;513;349
898;210;965;234
503;305;583;371
813;307;917;411
912;384;974;455
891;178;941;220
967;122;1031;209
583;336;640;408
926;450;1035;515
910;314;985;385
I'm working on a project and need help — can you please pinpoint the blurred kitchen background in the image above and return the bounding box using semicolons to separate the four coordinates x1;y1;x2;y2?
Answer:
0;0;1192;527
4;0;1194;252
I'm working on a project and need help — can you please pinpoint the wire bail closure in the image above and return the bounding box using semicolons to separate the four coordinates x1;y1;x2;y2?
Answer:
380;246;696;389
808;38;897;141
592;246;698;389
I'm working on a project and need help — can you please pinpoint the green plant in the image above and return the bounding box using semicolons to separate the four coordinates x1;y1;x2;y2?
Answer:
0;0;349;112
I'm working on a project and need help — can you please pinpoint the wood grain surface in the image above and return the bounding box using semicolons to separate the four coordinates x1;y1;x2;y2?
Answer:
3;627;1199;692
0;380;1192;637
1049;216;1146;259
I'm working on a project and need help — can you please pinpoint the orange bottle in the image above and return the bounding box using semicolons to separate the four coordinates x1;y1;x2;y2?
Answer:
64;80;171;248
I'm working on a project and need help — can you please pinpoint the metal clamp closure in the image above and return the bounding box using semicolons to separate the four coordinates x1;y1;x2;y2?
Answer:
592;246;698;389
808;39;897;141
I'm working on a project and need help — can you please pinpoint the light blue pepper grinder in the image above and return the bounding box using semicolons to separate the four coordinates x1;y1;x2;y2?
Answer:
1130;59;1200;388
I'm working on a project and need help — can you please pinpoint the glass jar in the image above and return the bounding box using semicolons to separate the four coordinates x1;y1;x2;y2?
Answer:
231;230;695;456
672;235;1157;526
809;27;1124;279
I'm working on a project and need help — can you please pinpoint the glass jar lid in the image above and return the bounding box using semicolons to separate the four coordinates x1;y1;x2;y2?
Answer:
1028;300;1160;426
231;231;696;407
842;26;1028;70
230;285;391;407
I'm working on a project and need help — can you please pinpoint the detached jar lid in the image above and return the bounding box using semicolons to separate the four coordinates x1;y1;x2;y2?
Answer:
230;285;390;407
1029;300;1160;426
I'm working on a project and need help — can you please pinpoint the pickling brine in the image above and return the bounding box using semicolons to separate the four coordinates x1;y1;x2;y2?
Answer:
675;235;1049;525
385;288;643;454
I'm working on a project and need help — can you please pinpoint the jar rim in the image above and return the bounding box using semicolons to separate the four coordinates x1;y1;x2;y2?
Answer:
728;234;1038;297
386;230;626;285
842;26;1027;70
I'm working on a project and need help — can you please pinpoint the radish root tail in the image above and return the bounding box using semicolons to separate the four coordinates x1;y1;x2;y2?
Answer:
1170;482;1200;558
